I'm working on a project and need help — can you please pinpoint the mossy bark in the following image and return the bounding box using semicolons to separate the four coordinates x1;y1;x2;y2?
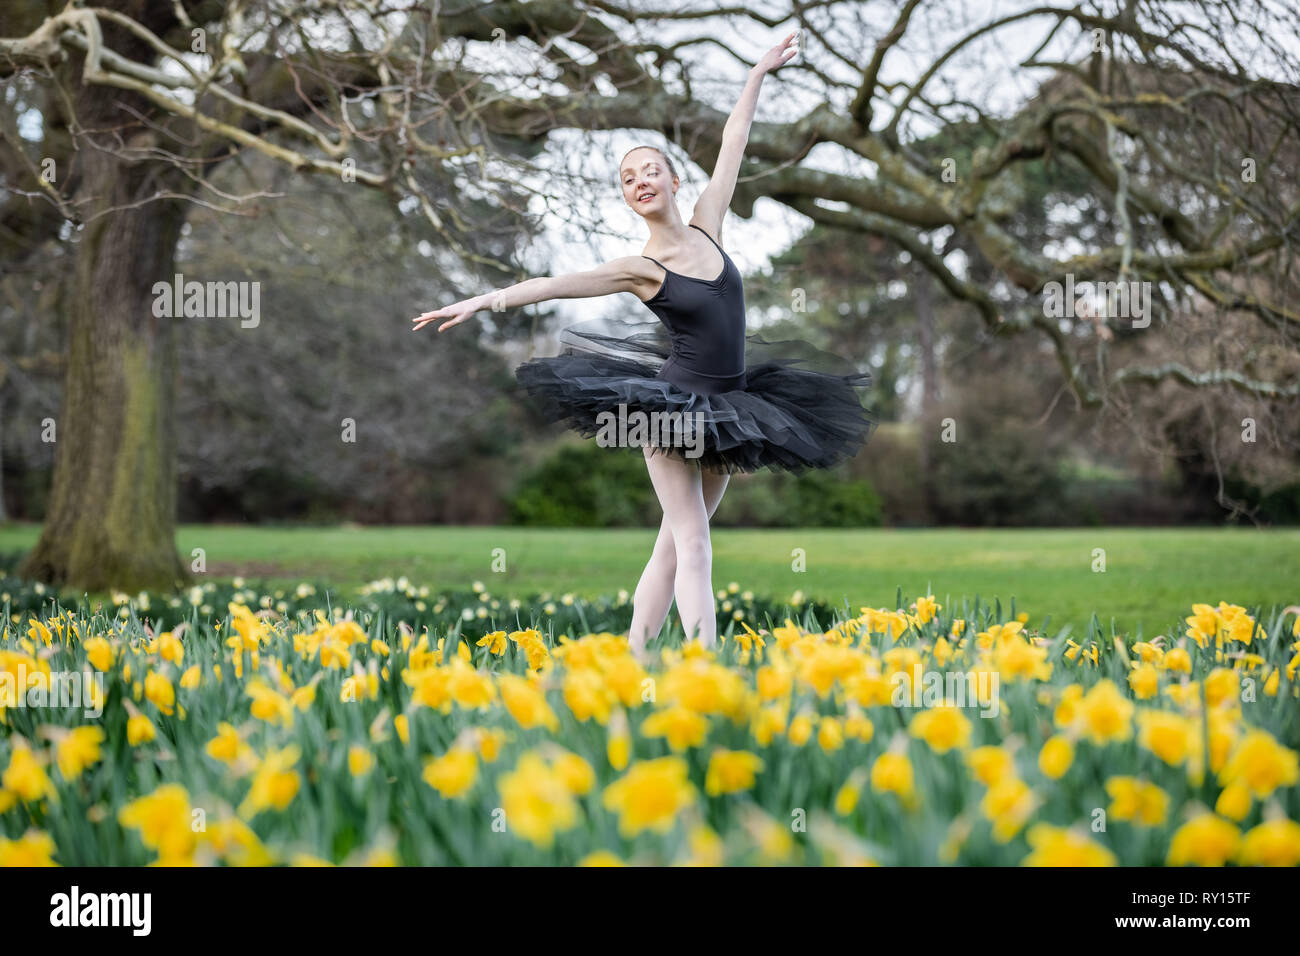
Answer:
19;83;190;593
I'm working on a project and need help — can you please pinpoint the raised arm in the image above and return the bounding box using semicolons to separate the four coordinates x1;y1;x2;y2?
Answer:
411;256;662;332
690;31;799;242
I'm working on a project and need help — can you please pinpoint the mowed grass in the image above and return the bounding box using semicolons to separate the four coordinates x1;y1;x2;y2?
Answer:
1;523;1295;639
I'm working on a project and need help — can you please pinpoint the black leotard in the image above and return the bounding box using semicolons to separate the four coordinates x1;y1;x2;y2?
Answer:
513;221;875;473
641;224;747;395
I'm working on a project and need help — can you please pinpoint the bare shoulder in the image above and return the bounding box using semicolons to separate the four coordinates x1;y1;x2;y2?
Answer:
606;254;661;275
601;254;665;301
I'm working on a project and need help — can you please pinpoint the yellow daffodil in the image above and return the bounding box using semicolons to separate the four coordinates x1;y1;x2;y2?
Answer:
0;829;58;866
1237;818;1300;867
119;784;197;862
871;752;917;809
237;746;302;817
1105;776;1168;826
2;740;55;804
1072;679;1133;745
55;726;105;780
498;752;579;848
602;757;697;837
1167;813;1240;866
704;749;764;796
909;706;972;754
966;746;1015;787
1022;824;1116;866
1037;735;1073;779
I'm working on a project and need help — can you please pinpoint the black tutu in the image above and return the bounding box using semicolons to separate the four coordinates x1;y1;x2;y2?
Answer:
514;320;876;474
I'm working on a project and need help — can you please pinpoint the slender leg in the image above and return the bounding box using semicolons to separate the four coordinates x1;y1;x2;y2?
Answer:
701;467;731;519
641;450;718;649
629;514;677;654
628;464;730;655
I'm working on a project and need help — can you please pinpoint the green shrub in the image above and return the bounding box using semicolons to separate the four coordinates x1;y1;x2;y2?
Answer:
927;422;1065;526
1224;475;1300;525
508;441;883;527
508;443;657;527
722;468;883;527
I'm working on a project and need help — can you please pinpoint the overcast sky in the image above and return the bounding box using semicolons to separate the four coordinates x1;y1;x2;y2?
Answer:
494;0;1090;329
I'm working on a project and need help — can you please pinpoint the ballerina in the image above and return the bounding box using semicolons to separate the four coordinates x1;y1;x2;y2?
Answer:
413;31;874;663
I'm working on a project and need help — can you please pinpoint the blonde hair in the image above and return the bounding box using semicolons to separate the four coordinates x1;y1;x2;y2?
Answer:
620;145;678;181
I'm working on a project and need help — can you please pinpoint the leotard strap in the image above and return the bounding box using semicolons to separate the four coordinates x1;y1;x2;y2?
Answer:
688;223;726;255
642;225;726;273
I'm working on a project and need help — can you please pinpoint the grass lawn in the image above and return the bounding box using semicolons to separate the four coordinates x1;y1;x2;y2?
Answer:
1;522;1295;639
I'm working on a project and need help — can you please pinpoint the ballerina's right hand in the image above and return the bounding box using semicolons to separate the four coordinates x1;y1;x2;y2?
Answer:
411;296;483;332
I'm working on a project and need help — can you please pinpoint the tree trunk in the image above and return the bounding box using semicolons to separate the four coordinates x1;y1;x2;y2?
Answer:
19;81;190;593
0;386;8;524
915;271;939;521
916;273;939;416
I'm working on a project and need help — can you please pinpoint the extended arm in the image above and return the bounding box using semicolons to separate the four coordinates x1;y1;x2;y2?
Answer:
690;31;799;242
411;256;660;332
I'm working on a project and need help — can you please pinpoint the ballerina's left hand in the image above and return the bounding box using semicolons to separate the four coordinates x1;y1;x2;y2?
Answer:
753;30;799;75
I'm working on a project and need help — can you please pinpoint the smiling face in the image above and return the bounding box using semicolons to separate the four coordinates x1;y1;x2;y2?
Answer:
620;147;678;217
